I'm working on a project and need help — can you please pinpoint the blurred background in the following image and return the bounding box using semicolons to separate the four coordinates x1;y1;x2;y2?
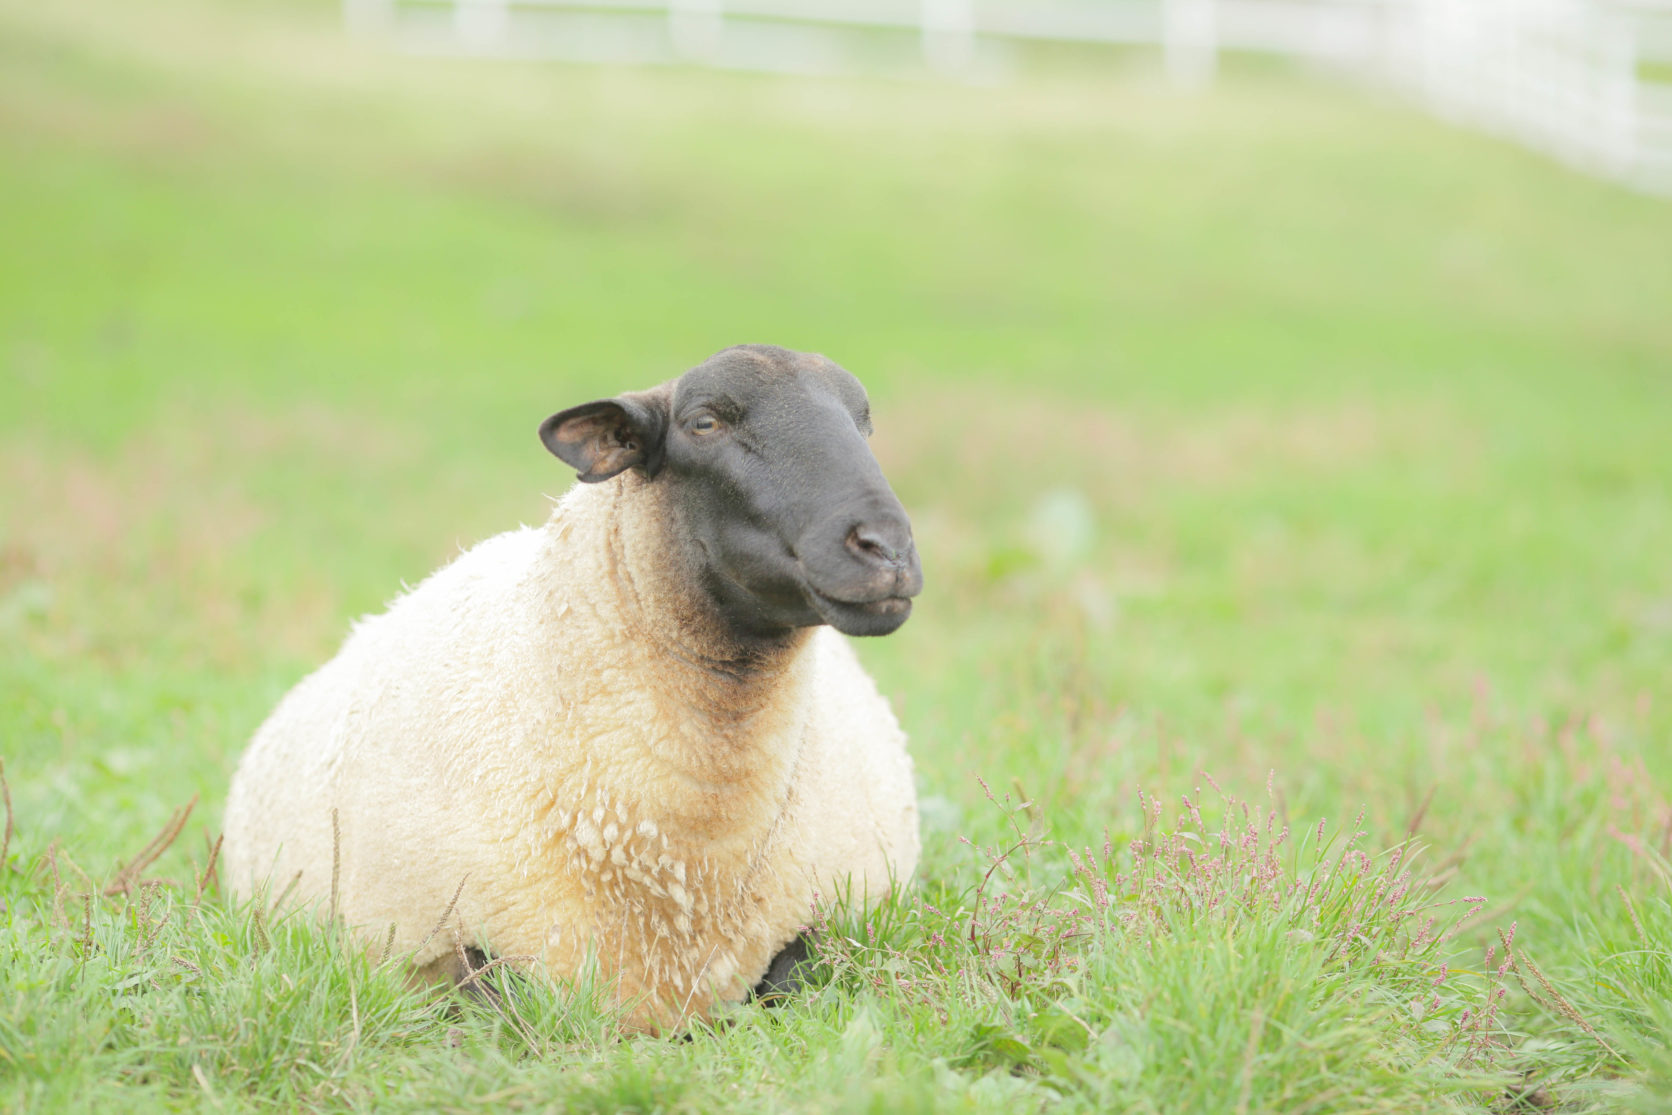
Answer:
363;0;1672;193
2;0;1671;849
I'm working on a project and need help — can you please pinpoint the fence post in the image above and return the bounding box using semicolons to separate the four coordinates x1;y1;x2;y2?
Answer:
922;0;976;74
344;0;394;36
455;0;509;49
1163;0;1216;88
1600;7;1640;178
671;0;725;62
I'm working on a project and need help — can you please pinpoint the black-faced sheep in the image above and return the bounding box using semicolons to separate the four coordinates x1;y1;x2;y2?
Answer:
222;344;923;1030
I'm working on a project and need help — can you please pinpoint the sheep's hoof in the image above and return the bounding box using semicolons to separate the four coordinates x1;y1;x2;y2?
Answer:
751;934;813;1006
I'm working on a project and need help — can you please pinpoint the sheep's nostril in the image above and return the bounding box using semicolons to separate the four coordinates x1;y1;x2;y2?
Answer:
846;525;901;567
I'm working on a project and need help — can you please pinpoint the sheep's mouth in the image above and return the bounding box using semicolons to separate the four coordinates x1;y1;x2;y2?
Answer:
803;583;915;636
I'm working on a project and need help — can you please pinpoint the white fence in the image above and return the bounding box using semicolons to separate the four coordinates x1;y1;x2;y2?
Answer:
345;0;1672;194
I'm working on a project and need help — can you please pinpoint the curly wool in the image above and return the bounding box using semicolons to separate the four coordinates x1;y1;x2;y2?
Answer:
221;474;919;1030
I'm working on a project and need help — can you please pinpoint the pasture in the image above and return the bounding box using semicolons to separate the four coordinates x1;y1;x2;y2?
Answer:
2;0;1670;1109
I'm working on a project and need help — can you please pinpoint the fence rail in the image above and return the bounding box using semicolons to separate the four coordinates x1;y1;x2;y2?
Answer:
346;0;1672;194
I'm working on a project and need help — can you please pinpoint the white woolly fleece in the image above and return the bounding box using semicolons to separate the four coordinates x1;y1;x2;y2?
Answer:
221;475;920;1031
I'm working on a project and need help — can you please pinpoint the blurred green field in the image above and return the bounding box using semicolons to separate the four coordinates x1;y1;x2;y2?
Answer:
3;0;1671;1111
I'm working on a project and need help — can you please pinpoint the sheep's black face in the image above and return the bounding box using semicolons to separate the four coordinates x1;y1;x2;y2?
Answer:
540;345;922;639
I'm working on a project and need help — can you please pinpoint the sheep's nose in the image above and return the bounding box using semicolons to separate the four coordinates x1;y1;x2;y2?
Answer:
846;524;908;568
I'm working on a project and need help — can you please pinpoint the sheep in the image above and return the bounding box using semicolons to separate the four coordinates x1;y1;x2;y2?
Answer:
221;344;924;1031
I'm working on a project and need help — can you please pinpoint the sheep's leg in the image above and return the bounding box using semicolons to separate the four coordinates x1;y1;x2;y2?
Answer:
456;946;504;1007
425;944;507;1009
750;934;813;1005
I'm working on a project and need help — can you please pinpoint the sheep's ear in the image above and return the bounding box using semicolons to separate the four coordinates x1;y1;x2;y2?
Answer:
539;391;668;483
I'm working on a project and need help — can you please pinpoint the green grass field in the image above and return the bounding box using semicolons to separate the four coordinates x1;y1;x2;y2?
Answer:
3;0;1671;1110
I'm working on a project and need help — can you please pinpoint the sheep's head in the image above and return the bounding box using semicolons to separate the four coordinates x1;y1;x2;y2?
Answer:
540;344;922;639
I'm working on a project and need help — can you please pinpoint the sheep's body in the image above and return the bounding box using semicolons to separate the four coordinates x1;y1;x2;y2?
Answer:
222;475;919;1029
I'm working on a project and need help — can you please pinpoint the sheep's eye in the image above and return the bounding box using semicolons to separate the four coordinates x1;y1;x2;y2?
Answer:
689;414;722;435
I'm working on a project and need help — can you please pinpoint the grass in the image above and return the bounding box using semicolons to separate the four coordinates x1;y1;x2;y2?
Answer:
3;0;1672;1109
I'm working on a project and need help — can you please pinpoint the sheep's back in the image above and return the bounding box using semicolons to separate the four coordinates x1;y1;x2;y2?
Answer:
221;525;560;951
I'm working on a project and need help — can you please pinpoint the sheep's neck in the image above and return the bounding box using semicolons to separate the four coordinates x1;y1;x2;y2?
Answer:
565;477;812;806
603;476;810;706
